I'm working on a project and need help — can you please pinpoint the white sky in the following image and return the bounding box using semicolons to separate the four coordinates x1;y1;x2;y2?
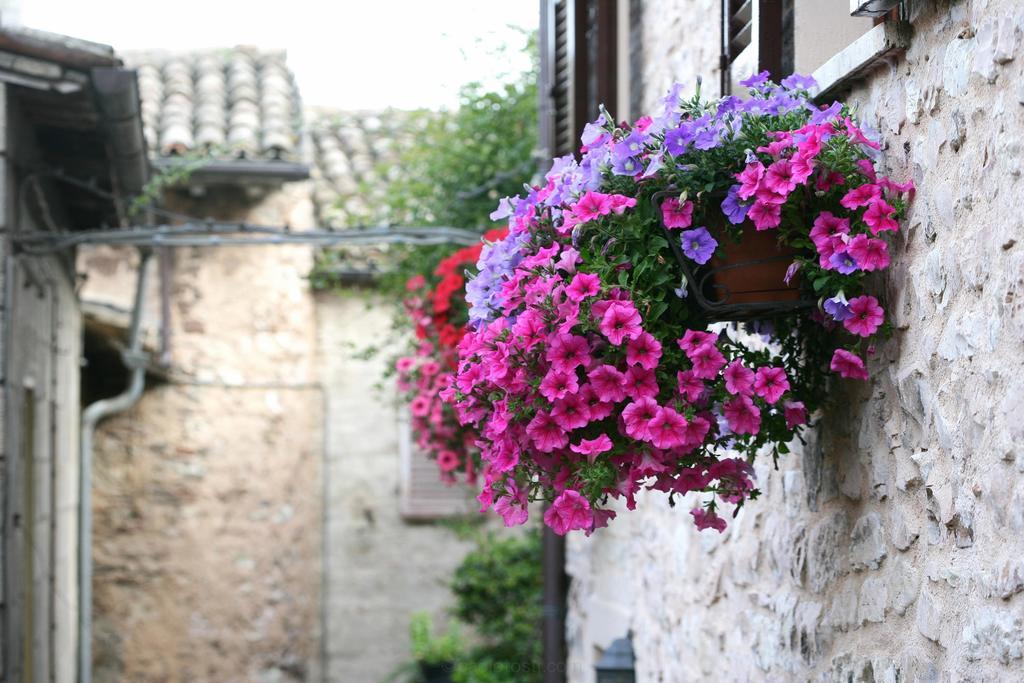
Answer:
20;0;537;110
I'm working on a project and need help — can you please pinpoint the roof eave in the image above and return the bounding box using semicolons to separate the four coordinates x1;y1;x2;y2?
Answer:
151;157;311;185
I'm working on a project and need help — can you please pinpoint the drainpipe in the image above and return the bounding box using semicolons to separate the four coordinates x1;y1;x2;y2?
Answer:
78;247;151;683
542;524;568;683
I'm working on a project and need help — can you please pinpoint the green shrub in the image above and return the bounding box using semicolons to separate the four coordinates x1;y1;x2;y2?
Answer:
410;611;464;665
450;530;543;683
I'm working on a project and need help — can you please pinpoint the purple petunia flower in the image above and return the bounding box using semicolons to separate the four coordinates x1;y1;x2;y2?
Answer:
823;293;853;321
611;155;643;176
721;185;749;225
809;101;843;126
614;129;647;160
679;227;718;265
781;73;818;92
642;150;665;178
489;196;515;221
740;71;771;89
829;251;859;275
664;124;694;156
783;261;801;285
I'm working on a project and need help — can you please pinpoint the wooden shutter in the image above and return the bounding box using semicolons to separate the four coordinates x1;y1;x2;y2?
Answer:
540;0;619;160
720;0;793;94
397;410;477;521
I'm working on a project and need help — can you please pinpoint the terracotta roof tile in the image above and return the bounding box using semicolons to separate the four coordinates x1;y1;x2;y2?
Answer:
308;108;429;229
124;46;303;162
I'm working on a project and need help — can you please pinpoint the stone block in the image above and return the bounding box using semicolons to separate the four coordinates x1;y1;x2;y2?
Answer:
915;588;943;644
858;576;887;624
850;513;887;571
962;607;1024;663
890;507;919;551
808;512;850;593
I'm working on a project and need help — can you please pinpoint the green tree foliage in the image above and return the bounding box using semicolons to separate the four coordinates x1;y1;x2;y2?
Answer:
314;30;538;296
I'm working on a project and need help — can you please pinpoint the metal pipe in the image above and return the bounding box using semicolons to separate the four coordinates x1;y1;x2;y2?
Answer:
541;524;568;683
77;247;151;683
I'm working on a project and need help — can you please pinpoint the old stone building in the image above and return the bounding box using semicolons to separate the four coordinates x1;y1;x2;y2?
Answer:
541;1;1024;681
76;45;477;682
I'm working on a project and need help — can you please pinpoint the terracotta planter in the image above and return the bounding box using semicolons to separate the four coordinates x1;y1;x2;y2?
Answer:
706;227;800;305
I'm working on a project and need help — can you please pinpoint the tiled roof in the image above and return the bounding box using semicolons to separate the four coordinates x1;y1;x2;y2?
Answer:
125;47;303;162
309;108;429;228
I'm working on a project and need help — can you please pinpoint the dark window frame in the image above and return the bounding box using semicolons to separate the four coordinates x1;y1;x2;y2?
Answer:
539;0;620;161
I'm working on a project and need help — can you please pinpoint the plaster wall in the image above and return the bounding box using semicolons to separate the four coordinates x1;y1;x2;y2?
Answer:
316;292;474;682
566;1;1024;681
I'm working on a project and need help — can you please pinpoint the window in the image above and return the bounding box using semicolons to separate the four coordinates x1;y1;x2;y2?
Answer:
720;1;792;95
397;410;477;520
721;1;909;98
539;0;624;159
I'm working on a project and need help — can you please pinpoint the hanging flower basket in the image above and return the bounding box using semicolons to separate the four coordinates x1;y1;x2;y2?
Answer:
444;72;913;535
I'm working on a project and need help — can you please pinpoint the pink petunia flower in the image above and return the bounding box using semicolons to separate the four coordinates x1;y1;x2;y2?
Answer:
840;183;881;210
648;406;688;449
661;197;695;229
862;198;899;234
830;348;869;380
690;507;727;533
843;295;884;337
396;357;416;372
526;411;569;453
437;450;460;473
623;366;659;400
677;329;718;353
599;301;643;345
622;397;659;441
752;366;790;404
588;365;627;403
790;153;816;185
676;369;705;402
736;162;765;200
546;333;591;374
578;385;615;422
626;331;663;370
679;415;711;448
783;401;808;429
550;393;592;431
687;342;727;380
566;272;601;301
723;394;761;435
544;489;593;535
723;360;755;395
764;159;797;195
493;481;529;527
539;369;580;402
748;200;782;230
609;194;638;214
571;191;614;222
410;395;431;417
570;434;613;462
809;211;850;248
847;234;890;271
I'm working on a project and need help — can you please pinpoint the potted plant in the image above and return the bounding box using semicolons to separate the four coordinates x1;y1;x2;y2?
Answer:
409;611;463;683
443;72;913;535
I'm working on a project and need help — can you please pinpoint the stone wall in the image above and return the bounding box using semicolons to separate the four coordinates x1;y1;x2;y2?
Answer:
566;1;1024;681
82;182;324;682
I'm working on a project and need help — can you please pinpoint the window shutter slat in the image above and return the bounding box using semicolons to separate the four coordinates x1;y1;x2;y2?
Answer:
398;410;477;520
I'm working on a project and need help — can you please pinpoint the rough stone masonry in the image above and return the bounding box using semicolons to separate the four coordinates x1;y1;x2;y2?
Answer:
566;1;1024;681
